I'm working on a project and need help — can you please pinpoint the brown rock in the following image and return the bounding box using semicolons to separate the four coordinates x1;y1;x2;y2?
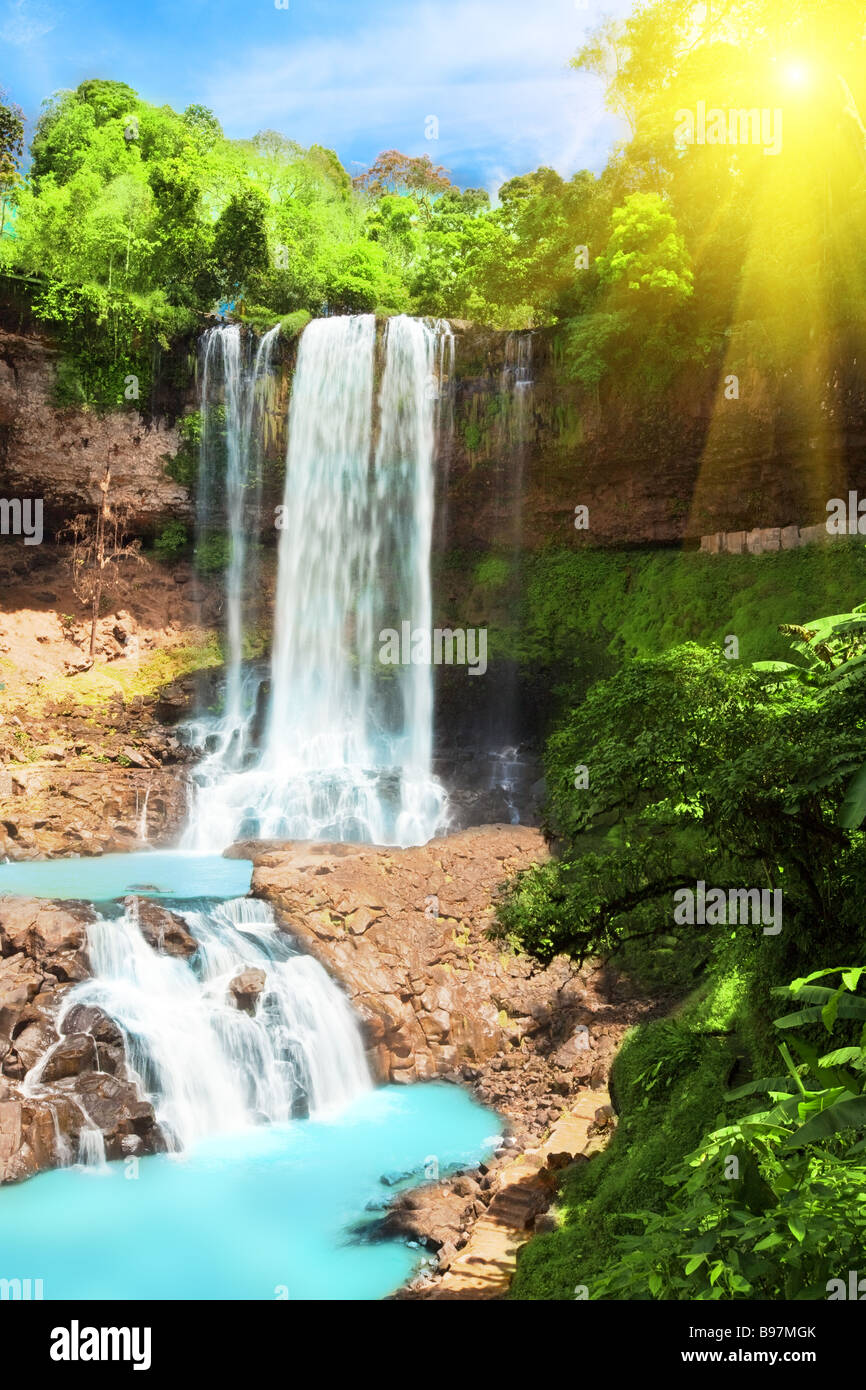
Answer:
0;897;92;981
124;897;197;958
40;1033;97;1082
229;968;267;1014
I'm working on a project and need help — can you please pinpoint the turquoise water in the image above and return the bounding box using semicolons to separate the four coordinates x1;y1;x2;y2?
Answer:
0;1083;498;1300
0;851;252;901
0;850;500;1298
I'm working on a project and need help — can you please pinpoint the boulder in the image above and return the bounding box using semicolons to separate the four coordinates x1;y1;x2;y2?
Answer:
0;897;93;981
229;968;267;1014
40;1032;97;1083
124;896;197;958
66;1072;163;1162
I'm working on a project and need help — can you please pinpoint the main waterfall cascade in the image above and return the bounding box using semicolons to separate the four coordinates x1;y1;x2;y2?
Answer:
25;895;371;1154
185;313;453;851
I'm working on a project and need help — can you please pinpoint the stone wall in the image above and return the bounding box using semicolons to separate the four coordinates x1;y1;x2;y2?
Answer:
699;520;842;555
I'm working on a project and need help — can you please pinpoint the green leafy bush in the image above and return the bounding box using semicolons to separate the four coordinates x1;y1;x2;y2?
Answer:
194;532;230;573
153;520;188;559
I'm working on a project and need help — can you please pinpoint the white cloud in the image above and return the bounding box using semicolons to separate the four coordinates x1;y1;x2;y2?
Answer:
0;0;55;46
202;0;630;185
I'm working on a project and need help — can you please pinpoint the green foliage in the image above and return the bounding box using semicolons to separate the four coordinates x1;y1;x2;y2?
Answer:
497;624;866;965
153;520;189;559
7;0;866;399
278;309;311;338
473;554;511;592
213;187;270;295
514;542;866;678
592;968;866;1300
506;552;866;1302
194;532;230;574
164;411;203;487
560;192;695;393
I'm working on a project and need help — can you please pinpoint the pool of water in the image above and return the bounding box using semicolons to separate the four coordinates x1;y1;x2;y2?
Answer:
0;851;253;901
0;1084;498;1299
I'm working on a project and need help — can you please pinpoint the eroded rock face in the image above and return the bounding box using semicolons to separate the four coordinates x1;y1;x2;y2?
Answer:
0;326;191;537
0;768;190;861
249;825;558;1083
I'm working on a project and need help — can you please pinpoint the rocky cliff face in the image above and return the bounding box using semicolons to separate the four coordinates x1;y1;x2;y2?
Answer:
439;325;866;552
4;317;865;555
0;326;192;537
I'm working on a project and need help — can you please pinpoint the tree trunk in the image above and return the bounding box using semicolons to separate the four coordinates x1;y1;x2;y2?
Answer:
89;465;111;658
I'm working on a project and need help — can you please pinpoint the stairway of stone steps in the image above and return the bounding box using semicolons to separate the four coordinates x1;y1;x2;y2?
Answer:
429;1086;612;1299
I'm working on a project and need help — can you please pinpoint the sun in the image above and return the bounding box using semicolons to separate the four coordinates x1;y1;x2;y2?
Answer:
781;60;812;91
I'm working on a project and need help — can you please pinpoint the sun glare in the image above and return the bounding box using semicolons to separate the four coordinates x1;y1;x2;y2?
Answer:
782;59;812;90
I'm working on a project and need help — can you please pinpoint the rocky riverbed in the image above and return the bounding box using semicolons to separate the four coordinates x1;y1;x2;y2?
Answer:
245;825;662;1290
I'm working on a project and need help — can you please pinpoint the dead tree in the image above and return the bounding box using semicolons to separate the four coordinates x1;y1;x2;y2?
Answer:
62;461;145;658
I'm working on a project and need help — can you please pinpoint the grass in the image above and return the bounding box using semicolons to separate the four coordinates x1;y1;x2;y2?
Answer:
7;635;224;718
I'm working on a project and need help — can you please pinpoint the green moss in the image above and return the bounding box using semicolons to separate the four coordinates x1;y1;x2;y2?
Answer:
278;309;311;339
30;637;223;714
517;540;866;673
438;540;866;700
164;410;203;488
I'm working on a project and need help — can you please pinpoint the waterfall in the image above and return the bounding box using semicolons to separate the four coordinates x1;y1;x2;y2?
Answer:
190;324;280;770
76;1125;108;1171
185;314;449;850
39;897;371;1152
135;783;151;845
483;333;535;814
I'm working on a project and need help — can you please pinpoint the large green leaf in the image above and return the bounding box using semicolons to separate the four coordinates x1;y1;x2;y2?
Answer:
783;1095;866;1150
839;761;866;829
775;998;866;1028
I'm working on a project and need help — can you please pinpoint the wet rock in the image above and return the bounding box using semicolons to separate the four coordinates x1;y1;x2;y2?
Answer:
40;1032;98;1082
61;1003;124;1048
379;1186;472;1250
124;897;197;958
7;1017;58;1075
0;1095;79;1184
229;968;266;1014
67;1072;163;1161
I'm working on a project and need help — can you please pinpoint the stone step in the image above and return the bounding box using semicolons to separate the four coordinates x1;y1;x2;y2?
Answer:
429;1086;612;1300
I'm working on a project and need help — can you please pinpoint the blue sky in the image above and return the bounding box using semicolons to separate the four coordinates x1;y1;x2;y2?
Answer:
1;0;633;193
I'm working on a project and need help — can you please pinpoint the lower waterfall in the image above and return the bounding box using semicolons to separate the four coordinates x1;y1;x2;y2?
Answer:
27;895;371;1152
